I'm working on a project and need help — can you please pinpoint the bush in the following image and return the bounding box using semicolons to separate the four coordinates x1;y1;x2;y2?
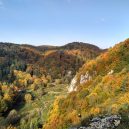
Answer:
55;79;62;84
0;99;8;113
6;109;20;125
78;89;89;98
24;93;32;103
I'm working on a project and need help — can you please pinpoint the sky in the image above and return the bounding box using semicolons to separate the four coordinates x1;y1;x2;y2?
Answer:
0;0;129;48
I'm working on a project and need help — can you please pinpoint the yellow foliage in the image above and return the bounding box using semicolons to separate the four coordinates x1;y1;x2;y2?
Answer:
90;107;100;115
3;93;12;101
111;104;119;114
24;93;32;103
1;85;8;92
7;125;17;129
67;110;80;125
118;93;129;104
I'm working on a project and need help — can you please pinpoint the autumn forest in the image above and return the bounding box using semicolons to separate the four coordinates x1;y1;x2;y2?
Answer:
0;39;129;129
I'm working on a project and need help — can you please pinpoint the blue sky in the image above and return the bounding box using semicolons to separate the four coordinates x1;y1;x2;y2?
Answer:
0;0;129;48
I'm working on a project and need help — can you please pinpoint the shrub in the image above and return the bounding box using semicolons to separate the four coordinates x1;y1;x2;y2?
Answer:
78;89;89;98
24;93;32;103
6;109;20;125
0;99;8;113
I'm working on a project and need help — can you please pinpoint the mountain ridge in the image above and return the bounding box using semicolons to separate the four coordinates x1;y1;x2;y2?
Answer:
0;41;103;81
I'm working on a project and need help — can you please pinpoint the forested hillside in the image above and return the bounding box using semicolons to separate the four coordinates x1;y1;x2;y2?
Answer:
0;42;102;129
44;39;129;129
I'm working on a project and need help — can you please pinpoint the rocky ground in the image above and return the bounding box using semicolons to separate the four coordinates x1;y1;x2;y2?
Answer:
70;115;121;129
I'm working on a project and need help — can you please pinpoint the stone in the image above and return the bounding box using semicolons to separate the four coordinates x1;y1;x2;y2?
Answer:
68;76;77;92
70;115;121;129
80;72;92;84
108;70;114;75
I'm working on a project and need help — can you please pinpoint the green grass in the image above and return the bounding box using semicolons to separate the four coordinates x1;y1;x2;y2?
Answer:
18;83;68;125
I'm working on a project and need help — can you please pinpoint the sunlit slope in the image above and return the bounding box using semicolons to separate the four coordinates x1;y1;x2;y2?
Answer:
44;39;129;129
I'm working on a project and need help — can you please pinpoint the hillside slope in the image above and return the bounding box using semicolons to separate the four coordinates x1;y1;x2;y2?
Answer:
44;39;129;129
0;41;103;129
41;42;103;81
0;42;103;82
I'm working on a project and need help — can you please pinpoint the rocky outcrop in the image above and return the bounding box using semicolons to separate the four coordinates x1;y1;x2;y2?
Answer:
108;70;114;75
68;72;92;92
70;115;121;129
80;72;92;84
68;76;77;92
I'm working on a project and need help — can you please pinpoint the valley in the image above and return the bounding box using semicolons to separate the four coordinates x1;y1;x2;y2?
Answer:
0;39;129;129
0;42;102;129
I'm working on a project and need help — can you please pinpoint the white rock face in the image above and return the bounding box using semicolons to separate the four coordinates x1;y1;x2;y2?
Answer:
67;71;72;77
80;72;92;84
68;72;92;92
108;70;114;75
68;76;77;92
